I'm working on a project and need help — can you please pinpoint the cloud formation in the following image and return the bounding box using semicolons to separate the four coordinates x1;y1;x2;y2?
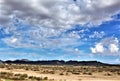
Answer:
90;43;104;53
89;31;105;39
91;37;119;54
0;0;120;27
109;43;119;53
0;0;120;55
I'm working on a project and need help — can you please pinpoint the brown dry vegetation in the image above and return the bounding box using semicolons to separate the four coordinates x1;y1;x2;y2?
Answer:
0;64;120;81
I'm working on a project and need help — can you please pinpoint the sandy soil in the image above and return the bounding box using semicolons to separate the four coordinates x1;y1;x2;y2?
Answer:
0;68;120;81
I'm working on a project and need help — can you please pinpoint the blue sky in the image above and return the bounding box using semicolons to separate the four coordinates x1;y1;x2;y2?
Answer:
0;0;120;64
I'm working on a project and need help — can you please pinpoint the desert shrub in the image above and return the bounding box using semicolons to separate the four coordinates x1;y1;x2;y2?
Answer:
88;72;92;75
19;74;28;80
43;76;48;80
29;76;34;79
49;71;55;74
104;73;112;76
12;77;21;80
25;68;29;70
14;74;21;76
35;77;42;80
0;65;5;68
0;72;13;79
78;79;82;81
49;79;55;81
59;73;64;75
21;74;28;78
117;72;120;75
0;72;7;75
83;72;92;75
65;72;69;75
72;72;80;75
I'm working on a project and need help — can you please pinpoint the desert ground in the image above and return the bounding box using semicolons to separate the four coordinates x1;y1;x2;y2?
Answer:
0;64;120;81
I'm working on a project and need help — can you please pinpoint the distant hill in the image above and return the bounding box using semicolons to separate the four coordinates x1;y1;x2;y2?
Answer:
0;59;119;66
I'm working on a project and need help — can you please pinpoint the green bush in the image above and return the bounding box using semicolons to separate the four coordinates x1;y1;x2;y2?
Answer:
44;76;48;80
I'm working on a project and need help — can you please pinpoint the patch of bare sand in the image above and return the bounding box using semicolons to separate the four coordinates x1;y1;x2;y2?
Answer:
0;68;119;81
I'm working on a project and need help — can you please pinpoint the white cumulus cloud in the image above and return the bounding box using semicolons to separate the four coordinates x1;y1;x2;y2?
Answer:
90;43;104;53
109;44;119;53
90;37;119;54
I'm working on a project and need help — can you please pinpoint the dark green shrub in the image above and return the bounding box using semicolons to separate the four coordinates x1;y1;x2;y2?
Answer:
44;76;48;80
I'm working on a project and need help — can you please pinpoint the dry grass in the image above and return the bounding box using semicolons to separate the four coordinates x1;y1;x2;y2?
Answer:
0;64;120;81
